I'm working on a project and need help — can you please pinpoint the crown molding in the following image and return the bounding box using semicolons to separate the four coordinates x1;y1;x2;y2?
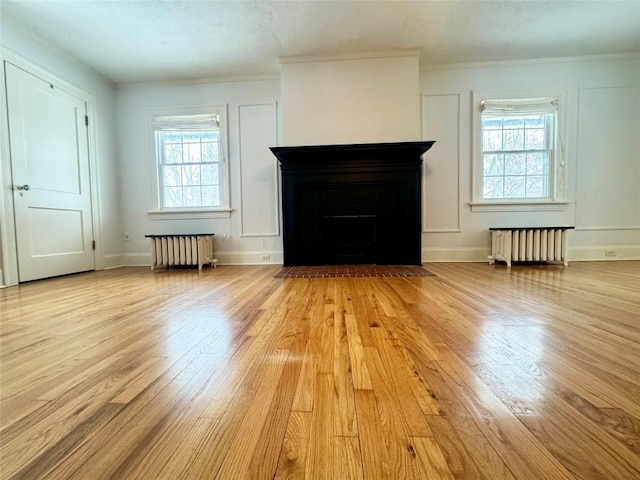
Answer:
280;49;421;65
420;52;640;72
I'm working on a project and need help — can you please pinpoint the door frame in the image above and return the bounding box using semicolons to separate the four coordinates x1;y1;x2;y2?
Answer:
0;48;104;286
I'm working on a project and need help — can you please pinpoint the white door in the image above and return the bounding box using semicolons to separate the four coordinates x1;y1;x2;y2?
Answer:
5;62;95;282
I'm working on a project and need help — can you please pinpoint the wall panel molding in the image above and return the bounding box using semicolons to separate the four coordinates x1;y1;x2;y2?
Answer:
237;102;279;237
575;85;640;231
421;93;461;233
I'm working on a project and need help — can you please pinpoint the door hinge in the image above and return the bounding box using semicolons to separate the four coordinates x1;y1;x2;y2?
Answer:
92;240;96;250
85;115;89;126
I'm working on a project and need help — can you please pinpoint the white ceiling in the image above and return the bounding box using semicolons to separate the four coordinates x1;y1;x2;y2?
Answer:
2;1;639;84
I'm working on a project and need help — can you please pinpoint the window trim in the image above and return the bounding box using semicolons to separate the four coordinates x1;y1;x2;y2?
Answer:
147;105;230;217
471;89;568;212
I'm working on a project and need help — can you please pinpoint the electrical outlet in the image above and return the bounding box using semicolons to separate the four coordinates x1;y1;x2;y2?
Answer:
605;249;616;257
261;254;271;262
124;232;130;241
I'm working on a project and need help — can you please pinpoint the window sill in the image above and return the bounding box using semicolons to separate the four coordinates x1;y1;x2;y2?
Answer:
469;200;569;212
148;208;232;220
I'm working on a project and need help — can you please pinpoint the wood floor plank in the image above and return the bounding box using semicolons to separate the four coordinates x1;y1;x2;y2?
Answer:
247;328;309;479
344;313;373;390
0;262;638;479
274;411;312;480
334;436;364;480
333;285;358;436
411;436;456;479
362;346;419;478
305;373;335;480
214;349;289;479
371;326;434;436
353;388;392;479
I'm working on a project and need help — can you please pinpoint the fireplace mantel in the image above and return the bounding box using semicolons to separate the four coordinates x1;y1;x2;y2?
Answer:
271;141;435;266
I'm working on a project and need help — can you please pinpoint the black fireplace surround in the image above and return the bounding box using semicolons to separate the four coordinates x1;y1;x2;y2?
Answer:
270;141;435;266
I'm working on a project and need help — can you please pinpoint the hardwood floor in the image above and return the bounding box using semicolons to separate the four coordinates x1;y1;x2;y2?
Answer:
1;261;639;479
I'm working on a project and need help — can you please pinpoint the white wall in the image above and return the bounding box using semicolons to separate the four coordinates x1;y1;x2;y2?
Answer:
420;55;640;262
0;16;121;285
115;79;281;266
281;52;421;146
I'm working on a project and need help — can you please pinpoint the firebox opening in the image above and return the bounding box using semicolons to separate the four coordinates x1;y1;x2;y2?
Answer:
322;215;376;264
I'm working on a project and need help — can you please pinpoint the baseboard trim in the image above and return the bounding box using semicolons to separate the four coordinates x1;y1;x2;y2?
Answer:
422;248;491;263
106;246;639;269
568;246;640;261
114;251;284;267
102;254;126;269
422;246;640;263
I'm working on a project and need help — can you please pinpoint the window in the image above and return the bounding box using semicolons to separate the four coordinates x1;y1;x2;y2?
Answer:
472;91;567;211
149;107;230;218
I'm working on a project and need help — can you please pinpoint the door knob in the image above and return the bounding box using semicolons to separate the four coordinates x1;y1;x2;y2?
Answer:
15;184;30;191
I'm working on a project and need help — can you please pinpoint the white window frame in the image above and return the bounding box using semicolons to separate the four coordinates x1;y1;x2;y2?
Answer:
147;105;231;220
470;89;568;212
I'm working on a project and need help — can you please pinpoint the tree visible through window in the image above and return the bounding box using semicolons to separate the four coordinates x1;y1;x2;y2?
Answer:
482;112;553;199
153;113;224;209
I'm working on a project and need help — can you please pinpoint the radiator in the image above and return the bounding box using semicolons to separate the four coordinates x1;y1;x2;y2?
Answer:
489;227;574;267
145;234;217;271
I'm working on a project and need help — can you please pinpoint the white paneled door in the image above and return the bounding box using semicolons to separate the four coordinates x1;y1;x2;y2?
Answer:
5;62;95;282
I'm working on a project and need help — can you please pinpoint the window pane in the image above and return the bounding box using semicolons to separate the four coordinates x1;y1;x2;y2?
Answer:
525;115;545;127
504;153;526;175
201;164;219;185
504;176;526;198
483;130;503;151
163;131;182;143
163;142;183;164
482;117;503;130
181;165;201;186
162;165;182;187
483;154;503;176
503;116;524;128
483;177;503;198
202;141;219;161
182;131;201;143
525;128;545;150
526;176;548;197
164;187;182;207
183;187;202;207
184;142;201;163
202;186;220;206
527;152;548;175
503;128;524;151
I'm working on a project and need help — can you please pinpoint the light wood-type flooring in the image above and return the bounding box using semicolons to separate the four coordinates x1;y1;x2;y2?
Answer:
1;262;639;479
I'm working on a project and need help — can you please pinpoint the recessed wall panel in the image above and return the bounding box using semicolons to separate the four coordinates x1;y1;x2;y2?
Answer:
238;103;279;237
576;86;640;229
421;94;460;232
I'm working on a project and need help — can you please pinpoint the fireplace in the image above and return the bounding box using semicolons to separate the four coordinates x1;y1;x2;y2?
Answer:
270;141;435;266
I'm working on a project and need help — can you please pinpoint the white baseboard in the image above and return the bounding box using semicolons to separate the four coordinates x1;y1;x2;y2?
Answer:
112;251;284;267
102;254;126;269
422;246;640;263
423;247;490;263
103;246;639;269
568;245;640;261
214;251;284;265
